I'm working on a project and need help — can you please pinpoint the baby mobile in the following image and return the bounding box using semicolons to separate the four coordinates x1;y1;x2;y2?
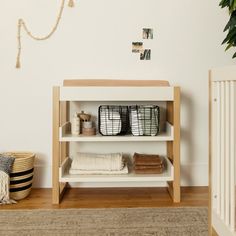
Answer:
16;0;75;69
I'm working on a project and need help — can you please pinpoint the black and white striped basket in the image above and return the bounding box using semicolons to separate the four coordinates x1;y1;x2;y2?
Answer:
4;152;35;200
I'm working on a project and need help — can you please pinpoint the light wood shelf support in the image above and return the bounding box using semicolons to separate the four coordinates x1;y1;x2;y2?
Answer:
167;87;180;203
53;87;69;204
52;87;60;204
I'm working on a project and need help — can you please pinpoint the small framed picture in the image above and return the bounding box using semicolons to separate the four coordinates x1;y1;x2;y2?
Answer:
143;28;153;39
140;49;151;60
132;42;143;53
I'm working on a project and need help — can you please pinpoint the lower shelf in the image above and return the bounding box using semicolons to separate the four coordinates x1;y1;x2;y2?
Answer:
59;157;174;183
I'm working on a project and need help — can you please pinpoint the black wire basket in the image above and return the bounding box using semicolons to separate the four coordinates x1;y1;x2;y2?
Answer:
129;105;160;136
98;105;130;136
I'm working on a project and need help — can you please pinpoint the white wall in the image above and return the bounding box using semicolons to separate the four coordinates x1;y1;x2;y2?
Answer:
0;0;233;187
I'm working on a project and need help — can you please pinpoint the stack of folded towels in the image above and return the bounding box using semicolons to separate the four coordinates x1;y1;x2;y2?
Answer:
69;152;128;175
133;152;164;174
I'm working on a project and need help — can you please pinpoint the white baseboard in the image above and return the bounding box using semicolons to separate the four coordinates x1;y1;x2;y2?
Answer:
33;163;208;188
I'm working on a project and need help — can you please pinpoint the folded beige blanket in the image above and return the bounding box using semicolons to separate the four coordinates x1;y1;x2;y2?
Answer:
71;152;124;171
69;163;128;175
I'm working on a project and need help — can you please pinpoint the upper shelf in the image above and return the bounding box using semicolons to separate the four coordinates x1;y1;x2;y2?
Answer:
59;87;175;101
59;122;174;142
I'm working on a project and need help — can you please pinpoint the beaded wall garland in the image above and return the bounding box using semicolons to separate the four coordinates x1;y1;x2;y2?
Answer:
16;0;75;69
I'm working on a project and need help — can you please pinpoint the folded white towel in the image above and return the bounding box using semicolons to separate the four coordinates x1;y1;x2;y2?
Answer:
69;163;129;175
71;152;124;171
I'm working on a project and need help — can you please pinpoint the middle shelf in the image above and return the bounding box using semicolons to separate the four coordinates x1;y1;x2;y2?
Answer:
59;121;174;142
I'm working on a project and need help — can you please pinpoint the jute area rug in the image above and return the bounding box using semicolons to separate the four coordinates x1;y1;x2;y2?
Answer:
0;207;208;236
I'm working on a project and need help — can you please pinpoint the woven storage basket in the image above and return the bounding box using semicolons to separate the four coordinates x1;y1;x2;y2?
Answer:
3;152;35;200
129;105;160;136
98;105;130;135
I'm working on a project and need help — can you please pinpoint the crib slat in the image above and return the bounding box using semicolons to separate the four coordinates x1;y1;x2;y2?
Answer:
220;81;225;220
216;82;221;215
230;81;235;231
225;81;230;226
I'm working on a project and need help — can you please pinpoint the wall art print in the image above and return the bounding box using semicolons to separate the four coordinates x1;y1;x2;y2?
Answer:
132;28;153;60
143;28;153;39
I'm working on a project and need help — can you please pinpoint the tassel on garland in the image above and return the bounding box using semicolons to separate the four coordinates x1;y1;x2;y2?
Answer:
68;0;74;7
16;57;21;69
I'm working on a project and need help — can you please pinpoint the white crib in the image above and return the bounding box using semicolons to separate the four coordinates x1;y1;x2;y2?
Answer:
209;66;236;236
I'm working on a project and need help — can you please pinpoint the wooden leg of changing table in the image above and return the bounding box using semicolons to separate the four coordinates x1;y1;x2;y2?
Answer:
166;87;181;203
52;86;60;204
58;101;70;201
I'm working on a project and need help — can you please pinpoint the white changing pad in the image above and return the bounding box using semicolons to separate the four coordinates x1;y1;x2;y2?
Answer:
69;163;129;175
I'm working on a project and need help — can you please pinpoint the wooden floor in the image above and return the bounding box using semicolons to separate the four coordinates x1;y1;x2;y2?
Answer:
0;187;208;209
